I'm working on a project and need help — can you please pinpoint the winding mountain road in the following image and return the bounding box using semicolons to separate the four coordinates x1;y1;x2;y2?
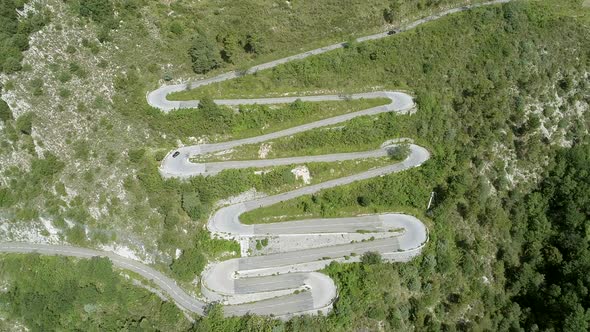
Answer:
157;88;430;318
0;0;511;319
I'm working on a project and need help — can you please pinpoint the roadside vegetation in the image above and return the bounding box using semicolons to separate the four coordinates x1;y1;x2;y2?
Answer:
137;0;482;79
240;163;428;226
0;1;49;75
0;0;501;268
0;254;191;331
0;0;416;276
143;97;388;142
196;114;416;162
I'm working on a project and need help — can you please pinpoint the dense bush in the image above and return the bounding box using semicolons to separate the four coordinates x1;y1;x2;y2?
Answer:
170;247;206;281
0;254;191;331
170;228;240;280
15;112;33;135
0;99;12;122
505;140;590;331
361;251;382;265
387;143;410;160
78;0;114;24
189;34;221;74
0;1;49;74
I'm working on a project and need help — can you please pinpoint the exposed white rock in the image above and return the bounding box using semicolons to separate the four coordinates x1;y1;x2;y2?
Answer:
100;244;153;264
258;143;272;159
291;165;311;184
215;188;266;208
40;217;59;236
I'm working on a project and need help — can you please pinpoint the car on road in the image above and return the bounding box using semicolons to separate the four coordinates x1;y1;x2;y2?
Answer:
172;151;180;158
387;30;398;35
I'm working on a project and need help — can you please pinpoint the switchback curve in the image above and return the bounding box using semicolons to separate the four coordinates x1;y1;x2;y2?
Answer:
155;93;429;317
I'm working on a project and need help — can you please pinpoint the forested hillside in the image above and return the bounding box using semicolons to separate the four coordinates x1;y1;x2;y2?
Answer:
506;141;590;331
0;0;589;331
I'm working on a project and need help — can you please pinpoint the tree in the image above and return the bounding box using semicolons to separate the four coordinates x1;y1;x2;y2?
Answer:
0;99;12;122
361;251;382;265
198;96;234;131
357;195;371;207
245;33;267;54
0;0;46;75
170;248;206;281
387;143;410;160
563;305;590;332
383;1;402;24
79;0;114;25
181;191;204;220
506;140;590;330
189;34;221;74
15;112;33;135
220;33;241;64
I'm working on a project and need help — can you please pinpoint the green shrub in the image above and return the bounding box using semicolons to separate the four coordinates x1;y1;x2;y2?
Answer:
57;71;72;83
72;140;90;161
58;88;71;99
170;248;206;281
188;34;221;74
15;112;33;135
387;143;410;160
0;2;48;75
360;251;381;265
30;78;44;96
127;148;145;163
0;99;12;122
79;0;114;25
181;191;204;220
0;254;190;331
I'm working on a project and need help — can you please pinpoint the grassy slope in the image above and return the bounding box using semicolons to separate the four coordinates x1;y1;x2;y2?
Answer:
133;0;482;82
0;253;192;331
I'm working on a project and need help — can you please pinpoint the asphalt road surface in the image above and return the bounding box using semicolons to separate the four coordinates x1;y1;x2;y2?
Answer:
0;0;511;319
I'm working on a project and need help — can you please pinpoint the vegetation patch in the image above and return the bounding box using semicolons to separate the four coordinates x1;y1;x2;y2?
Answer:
0;254;191;331
150;97;388;142
0;1;49;75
